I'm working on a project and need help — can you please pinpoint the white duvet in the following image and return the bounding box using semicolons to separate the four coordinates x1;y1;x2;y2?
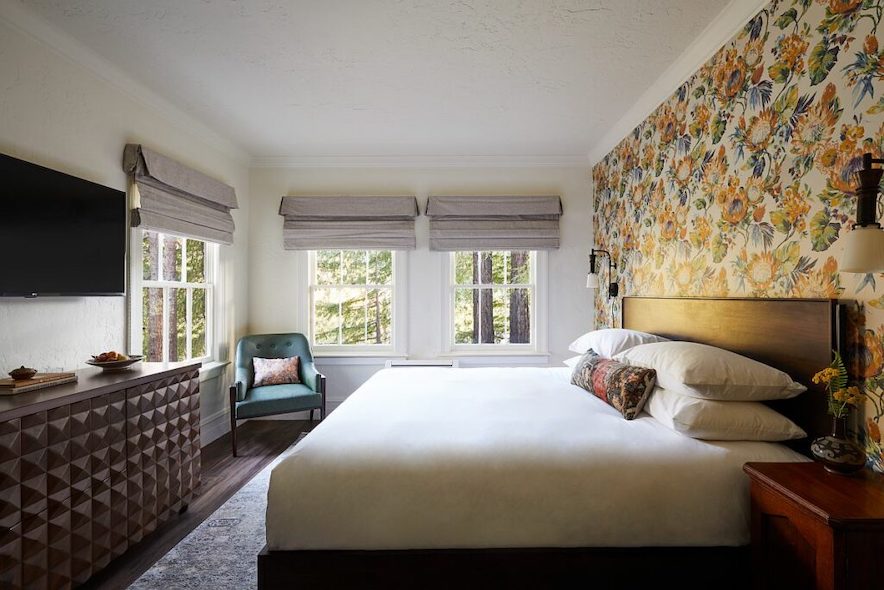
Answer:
266;367;808;550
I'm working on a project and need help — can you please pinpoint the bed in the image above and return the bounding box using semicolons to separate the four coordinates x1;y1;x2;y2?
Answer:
258;297;843;589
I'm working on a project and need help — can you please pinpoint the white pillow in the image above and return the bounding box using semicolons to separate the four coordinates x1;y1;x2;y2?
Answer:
563;356;582;369
613;341;806;401
646;387;805;441
568;328;668;358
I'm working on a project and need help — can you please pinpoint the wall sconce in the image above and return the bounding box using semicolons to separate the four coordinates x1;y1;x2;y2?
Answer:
586;248;619;298
839;152;884;272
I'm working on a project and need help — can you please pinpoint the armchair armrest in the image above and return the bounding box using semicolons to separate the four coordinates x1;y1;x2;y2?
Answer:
232;365;249;402
300;361;324;393
230;381;246;402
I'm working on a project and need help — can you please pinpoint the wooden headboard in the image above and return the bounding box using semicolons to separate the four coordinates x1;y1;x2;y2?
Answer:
621;296;844;450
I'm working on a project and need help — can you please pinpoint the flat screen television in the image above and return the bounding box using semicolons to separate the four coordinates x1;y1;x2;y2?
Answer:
0;153;127;297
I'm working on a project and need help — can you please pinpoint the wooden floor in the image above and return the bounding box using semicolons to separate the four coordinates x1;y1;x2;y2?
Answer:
81;419;312;590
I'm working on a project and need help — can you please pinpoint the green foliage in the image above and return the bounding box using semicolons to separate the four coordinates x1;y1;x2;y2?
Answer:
808;37;839;85
776;8;798;29
809;209;841;251
313;250;393;345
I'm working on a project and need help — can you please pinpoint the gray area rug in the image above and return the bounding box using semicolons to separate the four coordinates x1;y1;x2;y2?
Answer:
130;432;308;590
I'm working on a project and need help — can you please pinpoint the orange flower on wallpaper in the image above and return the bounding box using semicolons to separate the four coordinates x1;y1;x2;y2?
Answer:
739;109;780;152
673;156;695;188
858;328;884;379
791;83;841;157
869;418;881;444
743;37;766;67
656;105;678;144
712;48;748;100
818;124;880;194
690;103;711;137
702;147;728;193
716;177;750;225
671;261;699;295
778;182;812;231
737;249;779;294
790;257;842;297
776;34;809;74
825;0;863;15
689;216;712;249
658;204;680;240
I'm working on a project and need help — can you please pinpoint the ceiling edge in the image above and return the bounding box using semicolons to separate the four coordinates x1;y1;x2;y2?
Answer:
0;0;251;164
251;154;591;169
586;0;769;166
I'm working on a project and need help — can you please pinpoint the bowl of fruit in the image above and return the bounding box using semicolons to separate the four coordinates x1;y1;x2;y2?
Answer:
86;351;143;372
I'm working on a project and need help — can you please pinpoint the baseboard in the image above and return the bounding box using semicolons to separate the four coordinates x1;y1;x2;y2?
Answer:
201;407;231;447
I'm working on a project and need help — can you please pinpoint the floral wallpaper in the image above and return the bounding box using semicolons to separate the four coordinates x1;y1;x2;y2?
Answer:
591;0;884;471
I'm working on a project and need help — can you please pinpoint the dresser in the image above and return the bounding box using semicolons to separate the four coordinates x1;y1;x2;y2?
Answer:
0;362;201;589
743;461;884;590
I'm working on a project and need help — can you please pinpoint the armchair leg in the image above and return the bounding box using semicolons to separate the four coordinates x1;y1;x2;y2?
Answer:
229;385;238;457
310;409;315;422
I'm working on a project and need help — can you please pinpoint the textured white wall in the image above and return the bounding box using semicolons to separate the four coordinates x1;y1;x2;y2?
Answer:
0;19;250;442
248;166;594;408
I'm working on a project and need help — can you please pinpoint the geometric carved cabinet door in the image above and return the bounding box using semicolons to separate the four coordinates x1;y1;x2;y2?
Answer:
125;369;200;546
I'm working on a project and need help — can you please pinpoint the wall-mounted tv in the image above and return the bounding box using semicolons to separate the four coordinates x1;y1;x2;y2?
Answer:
0;153;127;297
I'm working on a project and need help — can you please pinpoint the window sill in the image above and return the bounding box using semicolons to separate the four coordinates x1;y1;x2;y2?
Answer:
199;360;229;382
440;351;550;358
314;354;407;366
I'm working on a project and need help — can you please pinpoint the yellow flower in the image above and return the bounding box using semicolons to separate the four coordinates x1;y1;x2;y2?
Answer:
779;34;809;72
832;388;847;402
812;367;841;385
656;106;678;144
782;183;811;225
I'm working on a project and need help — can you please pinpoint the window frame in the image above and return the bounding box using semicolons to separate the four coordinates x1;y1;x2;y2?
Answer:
307;249;405;356
443;250;547;354
128;228;218;364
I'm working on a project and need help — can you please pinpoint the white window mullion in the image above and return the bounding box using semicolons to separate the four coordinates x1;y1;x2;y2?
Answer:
185;287;193;360
161;286;169;362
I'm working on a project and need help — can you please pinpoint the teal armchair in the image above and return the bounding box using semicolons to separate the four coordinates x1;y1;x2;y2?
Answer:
229;333;326;456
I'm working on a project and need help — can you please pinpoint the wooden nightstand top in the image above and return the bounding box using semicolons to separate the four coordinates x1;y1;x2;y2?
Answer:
744;462;884;527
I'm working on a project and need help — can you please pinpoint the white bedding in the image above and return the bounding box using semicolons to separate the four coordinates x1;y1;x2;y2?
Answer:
266;367;808;550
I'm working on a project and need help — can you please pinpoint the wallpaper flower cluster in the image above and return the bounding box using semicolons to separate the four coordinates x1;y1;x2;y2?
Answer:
592;0;884;471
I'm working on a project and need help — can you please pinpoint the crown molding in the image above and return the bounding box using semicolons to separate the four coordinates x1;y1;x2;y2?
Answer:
251;154;590;169
0;0;250;164
586;0;769;165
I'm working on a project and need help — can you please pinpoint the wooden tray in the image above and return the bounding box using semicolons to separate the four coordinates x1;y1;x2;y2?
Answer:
0;373;78;394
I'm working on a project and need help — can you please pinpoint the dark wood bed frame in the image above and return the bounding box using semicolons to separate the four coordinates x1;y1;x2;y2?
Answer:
257;296;844;589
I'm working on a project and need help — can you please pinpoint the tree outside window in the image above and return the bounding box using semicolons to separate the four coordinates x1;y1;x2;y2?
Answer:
141;230;213;362
311;250;394;347
452;250;533;346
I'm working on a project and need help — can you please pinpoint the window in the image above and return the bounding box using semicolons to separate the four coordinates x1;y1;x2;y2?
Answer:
449;250;536;348
137;230;215;362
309;250;396;350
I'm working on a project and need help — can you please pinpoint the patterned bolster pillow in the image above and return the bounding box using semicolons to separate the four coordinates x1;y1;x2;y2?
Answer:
571;349;656;420
253;356;301;387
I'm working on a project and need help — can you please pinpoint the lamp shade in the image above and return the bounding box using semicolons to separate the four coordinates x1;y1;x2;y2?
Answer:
838;226;884;272
586;273;600;289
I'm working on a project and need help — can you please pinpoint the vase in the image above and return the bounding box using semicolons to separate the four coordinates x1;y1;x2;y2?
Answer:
810;416;866;474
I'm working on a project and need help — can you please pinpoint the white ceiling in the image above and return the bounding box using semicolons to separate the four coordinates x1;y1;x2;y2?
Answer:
20;0;730;158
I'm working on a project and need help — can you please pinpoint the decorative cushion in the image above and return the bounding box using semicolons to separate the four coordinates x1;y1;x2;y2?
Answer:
253;356;301;387
571;349;656;420
568;328;668;358
613;341;806;401
646;387;806;441
563;355;582;369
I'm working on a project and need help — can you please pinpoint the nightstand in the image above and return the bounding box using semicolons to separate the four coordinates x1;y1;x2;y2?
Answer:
743;462;884;590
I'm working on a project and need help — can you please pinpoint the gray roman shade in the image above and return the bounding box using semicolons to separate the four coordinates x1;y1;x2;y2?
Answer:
123;144;238;245
426;195;563;250
279;196;419;250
